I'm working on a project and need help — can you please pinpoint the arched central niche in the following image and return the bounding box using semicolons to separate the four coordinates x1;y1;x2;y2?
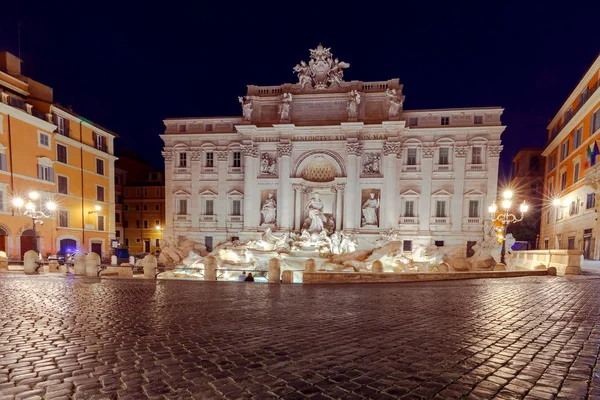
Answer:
293;150;346;182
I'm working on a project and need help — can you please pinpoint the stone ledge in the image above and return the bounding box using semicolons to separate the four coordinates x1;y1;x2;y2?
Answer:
303;270;550;284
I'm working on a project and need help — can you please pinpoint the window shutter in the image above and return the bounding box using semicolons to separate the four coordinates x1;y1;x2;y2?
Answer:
64;118;70;136
93;132;97;147
52;114;57;125
38;164;42;180
0;154;6;171
49;167;54;182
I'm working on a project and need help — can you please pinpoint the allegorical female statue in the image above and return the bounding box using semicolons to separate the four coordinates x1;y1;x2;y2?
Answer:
304;193;327;233
261;193;277;225
361;192;380;226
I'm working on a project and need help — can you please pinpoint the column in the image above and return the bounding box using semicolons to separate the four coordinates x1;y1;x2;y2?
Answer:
216;149;228;231
383;142;400;229
451;146;467;232
251;149;261;227
162;150;175;235
345;143;362;231
335;184;344;231
419;146;435;231
242;145;255;231
277;143;293;230
486;145;503;211
190;150;201;229
293;185;302;231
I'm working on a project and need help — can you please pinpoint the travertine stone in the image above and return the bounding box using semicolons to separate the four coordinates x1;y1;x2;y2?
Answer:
268;258;281;283
204;256;217;281
85;253;101;277
438;262;450;273
23;250;39;275
494;263;506;271
143;255;157;279
48;260;60;273
371;260;384;274
282;270;294;284
74;253;86;275
304;258;316;273
0;251;8;270
547;266;557;276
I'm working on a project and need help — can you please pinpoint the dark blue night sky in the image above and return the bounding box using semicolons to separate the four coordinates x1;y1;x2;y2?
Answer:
2;1;599;179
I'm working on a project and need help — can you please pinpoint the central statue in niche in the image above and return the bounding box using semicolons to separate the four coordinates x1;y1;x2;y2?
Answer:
304;193;327;233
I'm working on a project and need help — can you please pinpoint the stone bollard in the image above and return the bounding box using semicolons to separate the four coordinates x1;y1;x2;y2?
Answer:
204;256;217;281
111;255;118;266
304;258;316;273
565;265;582;275
494;263;506;271
547;266;557;276
438;262;450;273
143;254;157;278
534;264;547;270
129;256;135;265
23;250;39;275
85;252;101;277
282;270;294;284
371;260;384;274
268;258;281;283
0;251;7;270
48;260;60;273
74;253;86;275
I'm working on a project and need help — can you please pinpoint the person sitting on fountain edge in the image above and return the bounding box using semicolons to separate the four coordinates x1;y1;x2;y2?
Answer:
238;271;247;282
245;273;255;282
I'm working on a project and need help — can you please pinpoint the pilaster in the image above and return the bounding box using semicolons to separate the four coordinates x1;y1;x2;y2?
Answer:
277;143;292;230
216;149;228;231
451;147;467;232
345;142;363;231
162;150;175;236
383;142;401;229
419;146;434;231
190;150;201;229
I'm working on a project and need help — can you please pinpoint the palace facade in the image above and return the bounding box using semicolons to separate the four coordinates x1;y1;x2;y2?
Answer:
161;46;505;253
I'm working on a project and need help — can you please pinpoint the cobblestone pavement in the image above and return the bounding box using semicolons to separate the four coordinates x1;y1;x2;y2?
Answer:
0;274;599;399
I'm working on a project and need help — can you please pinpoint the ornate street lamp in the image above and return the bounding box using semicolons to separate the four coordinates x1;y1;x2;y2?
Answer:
488;190;528;264
12;191;57;254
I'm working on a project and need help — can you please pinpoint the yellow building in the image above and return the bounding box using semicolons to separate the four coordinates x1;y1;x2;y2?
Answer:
116;157;165;255
541;53;600;258
0;51;117;260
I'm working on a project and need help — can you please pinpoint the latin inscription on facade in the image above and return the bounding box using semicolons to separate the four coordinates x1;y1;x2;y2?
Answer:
292;100;347;120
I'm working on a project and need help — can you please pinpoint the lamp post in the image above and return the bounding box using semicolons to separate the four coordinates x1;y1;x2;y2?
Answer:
12;191;57;254
488;190;529;265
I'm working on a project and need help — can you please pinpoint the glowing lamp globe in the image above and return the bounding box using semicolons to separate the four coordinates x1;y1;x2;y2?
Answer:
94;205;101;212
501;199;512;209
28;191;39;200
503;190;513;200
552;198;561;207
25;202;34;211
46;202;57;211
488;203;497;214
519;202;529;213
13;198;24;208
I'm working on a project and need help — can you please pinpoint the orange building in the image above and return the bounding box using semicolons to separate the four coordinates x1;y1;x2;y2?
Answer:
541;53;600;258
0;51;118;260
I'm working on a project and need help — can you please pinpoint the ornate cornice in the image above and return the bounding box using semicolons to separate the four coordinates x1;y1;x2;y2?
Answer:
454;146;469;158
346;142;364;156
216;150;229;161
277;143;292;157
190;151;202;161
488;145;503;158
422;146;435;158
335;183;346;193
383;142;401;156
241;144;259;158
161;151;174;161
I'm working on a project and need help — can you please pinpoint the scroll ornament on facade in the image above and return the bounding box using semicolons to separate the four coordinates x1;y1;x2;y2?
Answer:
293;44;350;90
382;142;401;156
216;150;229;162
278;93;292;121
277;143;292;157
422;146;435;158
488;145;503;157
190;151;202;161
161;151;174;161
346;142;364;156
347;90;361;118
454;146;469;158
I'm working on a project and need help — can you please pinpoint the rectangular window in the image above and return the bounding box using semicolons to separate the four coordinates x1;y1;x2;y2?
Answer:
135;220;140;229
436;201;446;218
469;200;479;218
135;205;140;211
97;215;105;231
561;140;569;161
574;162;580;182
143;189;148;196
97;186;105;202
233;152;241;168
592;108;600;135
569;200;578;216
407;148;417;165
155;188;160;196
155;219;160;227
557;206;564;220
408;117;418;127
125;238;129;247
530;184;537;195
439;148;449;165
38;132;50;148
568;237;575;250
232;200;241;216
115;213;120;223
441;116;449;126
0;190;4;212
403;240;412;252
93;132;107;152
96;158;104;175
574;127;583;149
58;210;69;227
57;144;68;164
549;154;556;171
587;193;596;209
561;172;567;190
206;152;214;167
472;147;482;164
55;115;70;136
123;220;129;228
206;199;214;215
565;108;572;122
581;87;589;104
544;239;549;250
545;212;550;224
155;239;160;247
155;204;160;211
474;115;483;124
0;154;6;171
38;165;54;182
143;220;148;229
178;199;187;215
58;175;68;194
178;152;187;167
405;201;414;217
143;204;148;211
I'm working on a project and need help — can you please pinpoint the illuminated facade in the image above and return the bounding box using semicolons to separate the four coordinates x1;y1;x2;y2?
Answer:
0;51;117;259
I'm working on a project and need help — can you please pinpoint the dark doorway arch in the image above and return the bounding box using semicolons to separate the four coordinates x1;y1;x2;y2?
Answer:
59;239;77;254
20;229;35;259
0;227;7;254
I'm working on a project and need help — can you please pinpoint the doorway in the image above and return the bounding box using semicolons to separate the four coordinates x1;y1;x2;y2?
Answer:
0;227;7;253
59;239;77;254
205;236;213;252
583;229;593;259
20;229;35;259
91;242;102;258
144;240;150;253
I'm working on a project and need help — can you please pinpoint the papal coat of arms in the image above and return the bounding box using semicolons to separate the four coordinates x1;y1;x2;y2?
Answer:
293;44;350;90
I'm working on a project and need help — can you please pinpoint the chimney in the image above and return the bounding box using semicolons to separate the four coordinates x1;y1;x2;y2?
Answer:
0;52;22;76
